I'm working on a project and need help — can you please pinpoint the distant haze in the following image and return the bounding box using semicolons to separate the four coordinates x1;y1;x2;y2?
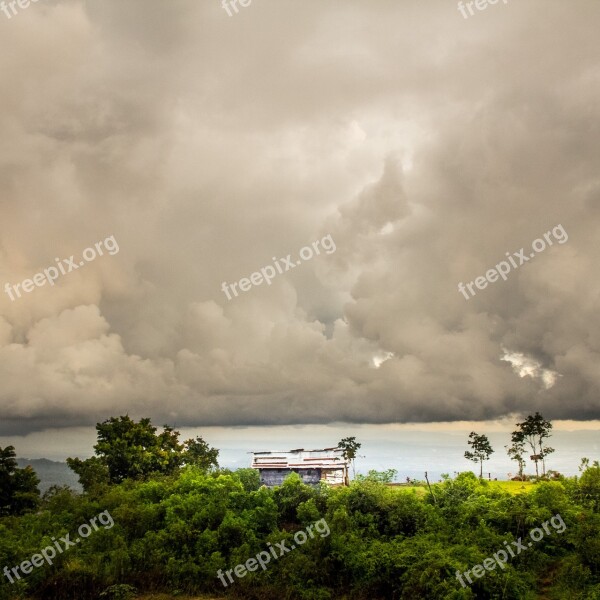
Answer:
8;421;600;483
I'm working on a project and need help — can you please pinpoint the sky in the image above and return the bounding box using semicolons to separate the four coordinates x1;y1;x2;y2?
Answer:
4;420;600;479
0;0;599;472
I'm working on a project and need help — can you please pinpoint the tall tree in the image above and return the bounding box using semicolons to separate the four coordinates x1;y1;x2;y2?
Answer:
68;416;220;487
0;445;40;516
338;437;361;480
93;416;184;483
511;412;553;478
182;436;219;471
464;432;494;479
505;440;527;479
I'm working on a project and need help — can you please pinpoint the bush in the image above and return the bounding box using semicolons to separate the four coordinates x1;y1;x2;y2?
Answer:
99;584;137;600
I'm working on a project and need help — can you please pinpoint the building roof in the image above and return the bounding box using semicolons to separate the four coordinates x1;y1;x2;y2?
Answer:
250;447;348;471
250;447;341;454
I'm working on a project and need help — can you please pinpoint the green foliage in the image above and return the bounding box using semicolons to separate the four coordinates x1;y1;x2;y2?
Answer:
66;456;110;495
67;416;219;489
2;429;600;599
506;439;527;479
464;432;494;479
578;462;600;512
512;412;554;478
273;472;318;524
233;467;261;492
355;469;398;483
338;437;361;461
181;436;219;471
338;436;361;479
0;445;40;516
94;416;183;483
99;584;137;600
1;466;599;599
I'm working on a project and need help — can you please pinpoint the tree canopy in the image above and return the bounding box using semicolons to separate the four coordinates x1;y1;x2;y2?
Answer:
511;412;554;477
464;431;494;478
0;445;40;516
67;416;219;490
338;436;361;479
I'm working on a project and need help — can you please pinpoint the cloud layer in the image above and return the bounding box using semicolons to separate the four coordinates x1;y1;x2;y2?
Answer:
1;0;599;434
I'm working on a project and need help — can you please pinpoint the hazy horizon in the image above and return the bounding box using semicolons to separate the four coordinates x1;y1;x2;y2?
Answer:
4;420;598;480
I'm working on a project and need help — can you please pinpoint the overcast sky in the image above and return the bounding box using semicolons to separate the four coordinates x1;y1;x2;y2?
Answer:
1;0;599;457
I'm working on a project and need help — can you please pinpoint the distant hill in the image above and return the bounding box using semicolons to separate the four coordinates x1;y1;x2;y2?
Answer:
17;458;82;493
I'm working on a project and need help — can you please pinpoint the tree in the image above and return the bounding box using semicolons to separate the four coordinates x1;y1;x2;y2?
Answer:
0;445;40;516
541;446;555;477
506;440;527;479
355;469;398;483
182;436;219;471
511;412;553;478
93;416;184;483
464;432;494;479
66;456;110;494
338;437;361;480
68;416;221;487
233;467;261;492
579;457;590;473
578;460;600;512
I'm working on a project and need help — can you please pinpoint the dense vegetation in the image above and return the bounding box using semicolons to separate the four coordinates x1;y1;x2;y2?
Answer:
0;419;599;599
0;447;40;517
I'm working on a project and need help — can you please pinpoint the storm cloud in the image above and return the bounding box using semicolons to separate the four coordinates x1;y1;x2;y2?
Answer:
1;0;599;435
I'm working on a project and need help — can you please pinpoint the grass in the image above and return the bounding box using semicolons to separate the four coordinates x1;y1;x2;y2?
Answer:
488;480;535;494
390;480;535;496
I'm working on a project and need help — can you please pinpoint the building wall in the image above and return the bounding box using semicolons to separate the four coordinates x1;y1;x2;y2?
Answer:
251;449;349;487
259;468;321;487
259;468;290;487
321;468;347;485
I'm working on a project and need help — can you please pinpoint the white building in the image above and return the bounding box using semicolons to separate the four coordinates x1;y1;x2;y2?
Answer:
250;447;349;487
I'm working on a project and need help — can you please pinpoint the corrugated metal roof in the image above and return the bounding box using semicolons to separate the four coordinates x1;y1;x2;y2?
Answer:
250;447;349;471
248;447;345;455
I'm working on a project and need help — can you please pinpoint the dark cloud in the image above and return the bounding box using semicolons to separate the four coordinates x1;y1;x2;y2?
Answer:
1;0;599;435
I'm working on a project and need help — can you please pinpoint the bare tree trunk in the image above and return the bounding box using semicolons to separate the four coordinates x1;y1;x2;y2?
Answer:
540;443;546;476
424;471;437;505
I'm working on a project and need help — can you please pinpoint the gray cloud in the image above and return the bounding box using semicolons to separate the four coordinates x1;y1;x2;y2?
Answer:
1;0;599;435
